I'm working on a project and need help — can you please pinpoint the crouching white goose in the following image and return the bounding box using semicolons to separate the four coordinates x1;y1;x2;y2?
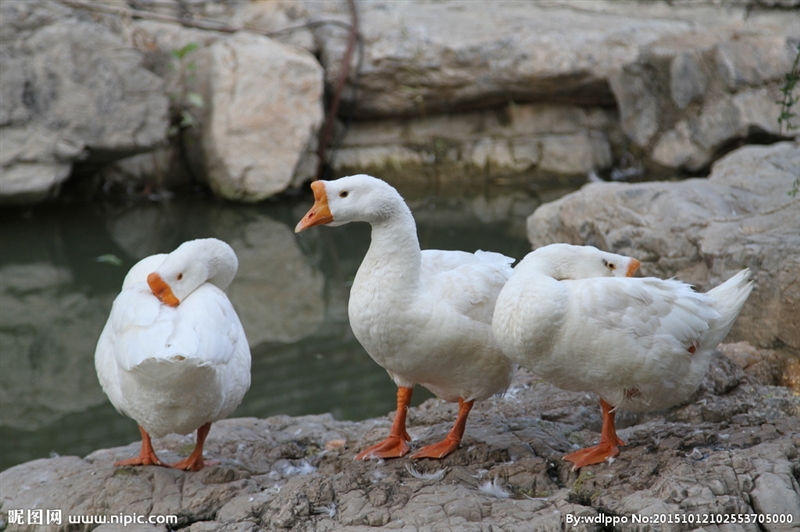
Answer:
95;238;251;471
492;244;753;470
295;174;516;459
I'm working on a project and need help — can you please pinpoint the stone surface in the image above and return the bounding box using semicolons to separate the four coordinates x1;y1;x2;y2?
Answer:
333;103;617;184
610;29;798;171
310;1;689;118
1;349;798;531
718;342;788;388
307;0;798;119
0;0;169;204
527;141;800;354
305;0;798;178
185;32;324;202
3;0;798;202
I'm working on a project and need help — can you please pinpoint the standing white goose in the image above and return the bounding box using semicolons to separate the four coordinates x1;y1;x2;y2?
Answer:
95;238;251;471
492;244;753;470
295;174;517;459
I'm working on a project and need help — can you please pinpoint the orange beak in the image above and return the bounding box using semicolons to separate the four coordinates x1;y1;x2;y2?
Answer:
626;258;641;277
147;272;180;307
295;181;333;233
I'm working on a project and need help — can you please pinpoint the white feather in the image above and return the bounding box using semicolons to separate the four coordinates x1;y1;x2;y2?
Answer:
95;238;251;438
493;244;753;412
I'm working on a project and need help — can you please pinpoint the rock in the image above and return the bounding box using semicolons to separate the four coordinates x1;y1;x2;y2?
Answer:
333;103;617;184
717;342;786;387
310;1;694;118
229;0;316;53
308;1;797;120
610;29;798;171
1;346;798;531
185;32;324;202
0;0;169;204
300;0;799;179
5;0;797;201
527;141;800;353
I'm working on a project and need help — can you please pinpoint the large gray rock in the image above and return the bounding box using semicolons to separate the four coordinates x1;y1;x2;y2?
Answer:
302;0;799;179
610;29;798;172
1;350;798;531
186;32;324;202
527;141;800;353
308;0;798;120
0;0;169;204
333;103;616;184
311;1;692;118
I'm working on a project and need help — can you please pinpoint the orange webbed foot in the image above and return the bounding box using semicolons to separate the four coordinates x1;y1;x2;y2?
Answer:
168;422;214;471
565;398;626;470
114;452;165;468
410;437;460;460
114;426;166;468
354;434;411;460
410;398;473;460
563;440;623;470
169;456;219;471
355;387;414;460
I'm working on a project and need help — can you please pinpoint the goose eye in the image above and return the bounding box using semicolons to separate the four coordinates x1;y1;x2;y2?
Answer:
602;258;616;270
177;273;183;281
339;190;349;198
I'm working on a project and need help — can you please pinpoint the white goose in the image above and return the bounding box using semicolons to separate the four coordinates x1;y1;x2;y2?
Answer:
95;238;251;471
295;174;516;459
492;244;753;470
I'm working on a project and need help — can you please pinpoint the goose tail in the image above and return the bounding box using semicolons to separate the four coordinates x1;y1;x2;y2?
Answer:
704;269;753;348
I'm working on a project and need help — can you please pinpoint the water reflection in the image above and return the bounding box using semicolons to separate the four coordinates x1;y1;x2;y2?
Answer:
0;182;562;471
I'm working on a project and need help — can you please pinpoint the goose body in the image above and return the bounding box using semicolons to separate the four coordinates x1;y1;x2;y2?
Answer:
492;244;753;469
296;174;515;459
95;238;251;470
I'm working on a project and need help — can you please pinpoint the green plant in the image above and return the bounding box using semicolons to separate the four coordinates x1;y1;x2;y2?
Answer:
169;42;205;136
777;43;799;197
777;43;800;134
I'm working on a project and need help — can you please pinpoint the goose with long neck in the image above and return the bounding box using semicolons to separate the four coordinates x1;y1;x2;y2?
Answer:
296;174;516;459
95;238;251;471
492;244;753;470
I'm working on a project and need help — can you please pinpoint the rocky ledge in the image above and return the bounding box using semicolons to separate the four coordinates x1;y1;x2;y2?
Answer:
1;345;798;532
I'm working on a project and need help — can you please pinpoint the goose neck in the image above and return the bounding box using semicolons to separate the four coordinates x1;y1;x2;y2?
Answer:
362;210;422;282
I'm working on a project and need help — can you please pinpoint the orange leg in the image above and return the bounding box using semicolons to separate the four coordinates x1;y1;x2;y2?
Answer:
355;387;413;460
115;425;165;467
170;422;215;471
563;399;625;470
411;398;474;460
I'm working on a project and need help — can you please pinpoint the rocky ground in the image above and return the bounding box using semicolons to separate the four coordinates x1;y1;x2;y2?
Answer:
2;345;798;532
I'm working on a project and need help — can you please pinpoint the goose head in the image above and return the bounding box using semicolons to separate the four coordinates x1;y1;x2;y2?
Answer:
146;238;238;307
528;243;641;279
295;174;408;232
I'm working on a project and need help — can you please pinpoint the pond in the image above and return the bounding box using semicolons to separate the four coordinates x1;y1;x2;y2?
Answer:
0;180;573;471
